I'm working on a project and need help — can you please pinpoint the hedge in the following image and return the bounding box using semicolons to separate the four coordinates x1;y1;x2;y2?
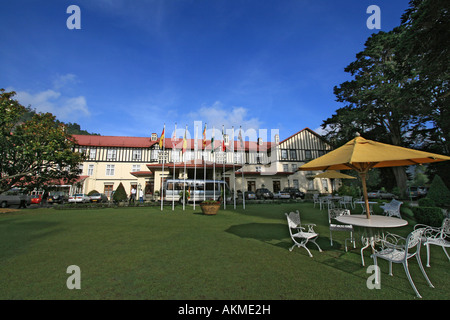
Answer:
412;206;444;227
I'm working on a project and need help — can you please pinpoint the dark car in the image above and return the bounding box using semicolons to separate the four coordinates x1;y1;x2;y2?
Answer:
48;191;69;204
0;189;31;208
89;193;108;203
282;188;305;199
255;188;273;200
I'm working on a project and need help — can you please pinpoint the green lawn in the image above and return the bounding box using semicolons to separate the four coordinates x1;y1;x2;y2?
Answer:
0;202;449;300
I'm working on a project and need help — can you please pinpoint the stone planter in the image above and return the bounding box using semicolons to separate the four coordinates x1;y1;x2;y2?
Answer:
200;202;220;215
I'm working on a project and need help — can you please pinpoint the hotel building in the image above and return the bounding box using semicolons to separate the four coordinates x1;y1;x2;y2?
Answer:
72;127;333;199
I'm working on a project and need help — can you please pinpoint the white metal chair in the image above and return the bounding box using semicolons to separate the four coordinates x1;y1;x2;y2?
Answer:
415;218;450;267
339;196;353;209
371;228;434;298
285;210;322;257
380;199;403;218
327;208;355;251
313;194;320;208
319;196;331;210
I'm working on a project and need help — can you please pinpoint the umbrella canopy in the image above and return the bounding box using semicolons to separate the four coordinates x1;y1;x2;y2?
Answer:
299;135;450;218
313;170;356;179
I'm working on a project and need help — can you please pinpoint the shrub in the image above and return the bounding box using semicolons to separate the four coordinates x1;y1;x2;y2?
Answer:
418;197;435;207
427;175;450;207
412;206;444;227
113;183;128;202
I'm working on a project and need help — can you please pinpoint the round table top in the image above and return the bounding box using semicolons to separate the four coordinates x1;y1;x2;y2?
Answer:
335;215;408;228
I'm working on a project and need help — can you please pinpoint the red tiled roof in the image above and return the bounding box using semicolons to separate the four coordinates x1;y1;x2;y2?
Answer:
130;171;153;177
72;135;157;148
146;160;242;170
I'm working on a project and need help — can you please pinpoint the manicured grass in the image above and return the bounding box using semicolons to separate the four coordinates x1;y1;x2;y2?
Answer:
0;202;449;300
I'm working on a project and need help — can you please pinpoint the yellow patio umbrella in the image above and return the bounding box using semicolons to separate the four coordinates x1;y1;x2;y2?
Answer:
313;170;357;179
299;134;450;218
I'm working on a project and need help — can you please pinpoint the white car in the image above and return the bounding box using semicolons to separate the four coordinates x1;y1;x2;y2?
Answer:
273;191;291;199
68;194;91;203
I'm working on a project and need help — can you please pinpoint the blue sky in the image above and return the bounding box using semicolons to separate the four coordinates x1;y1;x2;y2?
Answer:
1;0;410;140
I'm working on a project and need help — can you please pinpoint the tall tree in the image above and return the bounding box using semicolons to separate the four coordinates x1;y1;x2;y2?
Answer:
323;29;415;194
399;0;450;186
0;89;85;193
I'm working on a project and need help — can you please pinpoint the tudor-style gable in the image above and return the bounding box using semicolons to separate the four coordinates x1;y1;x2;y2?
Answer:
278;128;332;162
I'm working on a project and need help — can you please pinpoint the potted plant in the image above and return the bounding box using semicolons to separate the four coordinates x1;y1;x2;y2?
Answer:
200;199;221;215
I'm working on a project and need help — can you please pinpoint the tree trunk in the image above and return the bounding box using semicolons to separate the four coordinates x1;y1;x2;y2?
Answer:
392;166;408;197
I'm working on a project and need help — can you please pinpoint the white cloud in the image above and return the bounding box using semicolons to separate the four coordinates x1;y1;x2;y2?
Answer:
10;74;90;122
187;101;263;133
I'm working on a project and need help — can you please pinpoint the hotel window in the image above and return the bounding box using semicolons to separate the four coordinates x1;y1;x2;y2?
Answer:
106;164;115;176
289;150;297;160
255;166;262;172
132;149;142;161
107;149;117;160
291;164;297;172
151;149;159;162
89;149;97;160
88;164;94;176
281;149;288;160
132;165;141;172
283;164;289;172
305;150;312;160
293;179;299;189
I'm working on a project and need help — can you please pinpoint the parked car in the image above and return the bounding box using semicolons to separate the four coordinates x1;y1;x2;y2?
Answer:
244;191;257;200
48;191;69;204
407;186;427;200
367;190;397;199
31;194;42;204
255;188;273;199
68;194;91;203
89;193;108;203
282;188;305;199
0;189;31;208
273;191;291;199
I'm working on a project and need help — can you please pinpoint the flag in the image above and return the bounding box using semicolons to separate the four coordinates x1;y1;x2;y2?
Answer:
202;123;207;148
182;126;187;154
238;127;244;148
159;126;165;149
222;125;226;152
211;127;215;154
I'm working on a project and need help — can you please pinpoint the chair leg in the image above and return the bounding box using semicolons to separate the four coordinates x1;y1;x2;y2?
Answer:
416;253;434;289
426;243;431;267
443;246;450;262
403;261;422;298
311;238;322;253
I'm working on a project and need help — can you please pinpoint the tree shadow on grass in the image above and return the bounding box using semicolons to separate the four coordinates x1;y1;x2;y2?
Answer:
225;222;291;250
0;218;63;261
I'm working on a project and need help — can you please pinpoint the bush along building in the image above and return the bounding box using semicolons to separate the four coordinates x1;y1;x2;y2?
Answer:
71;127;333;201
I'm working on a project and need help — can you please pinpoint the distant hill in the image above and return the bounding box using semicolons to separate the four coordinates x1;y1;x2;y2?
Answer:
22;109;99;136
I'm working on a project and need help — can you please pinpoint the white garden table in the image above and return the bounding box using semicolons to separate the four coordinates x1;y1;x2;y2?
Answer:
336;215;408;266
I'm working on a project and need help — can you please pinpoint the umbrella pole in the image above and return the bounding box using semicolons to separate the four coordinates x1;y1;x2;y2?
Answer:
359;172;371;219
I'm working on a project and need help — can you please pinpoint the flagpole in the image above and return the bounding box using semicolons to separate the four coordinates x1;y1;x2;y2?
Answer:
160;123;166;211
183;124;187;211
172;122;177;211
240;126;245;210
193;123;198;210
203;123;207;202
232;126;236;210
222;124;226;210
212;126;216;201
